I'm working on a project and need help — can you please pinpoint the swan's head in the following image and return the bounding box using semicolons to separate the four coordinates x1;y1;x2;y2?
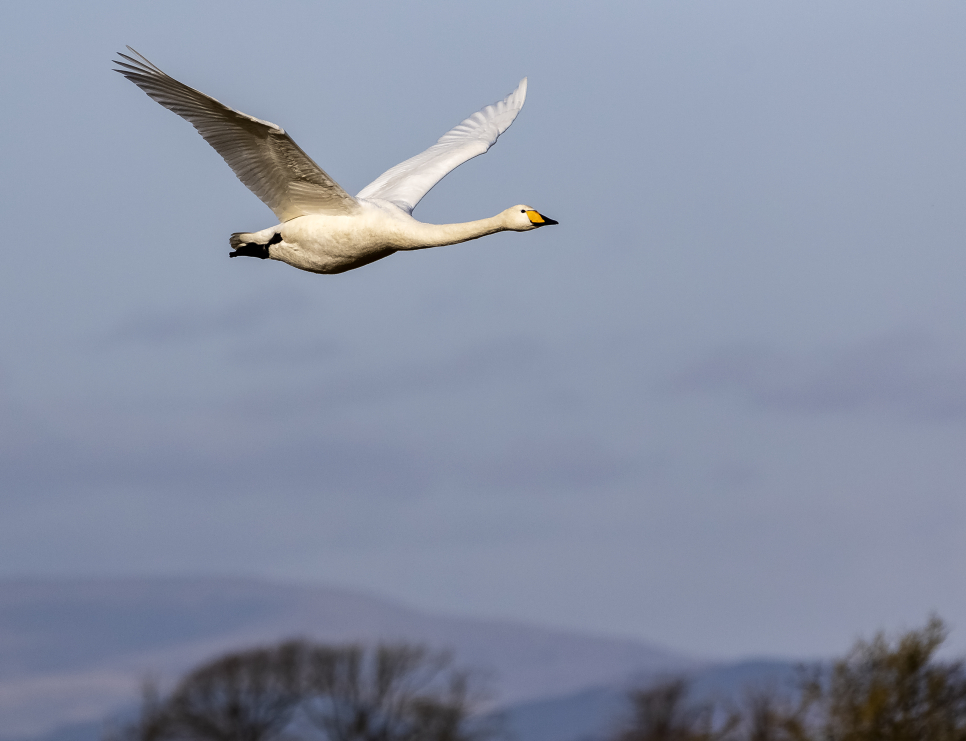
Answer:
505;205;559;231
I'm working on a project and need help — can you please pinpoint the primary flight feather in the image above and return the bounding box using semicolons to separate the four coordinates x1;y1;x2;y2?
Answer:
113;48;556;274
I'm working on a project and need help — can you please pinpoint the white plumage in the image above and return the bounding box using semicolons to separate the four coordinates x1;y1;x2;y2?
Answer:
114;48;556;274
357;79;528;214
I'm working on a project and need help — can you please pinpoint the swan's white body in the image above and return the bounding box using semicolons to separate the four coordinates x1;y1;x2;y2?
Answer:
259;204;528;275
114;49;556;274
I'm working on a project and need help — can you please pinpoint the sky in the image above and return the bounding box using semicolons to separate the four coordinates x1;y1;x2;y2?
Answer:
2;0;966;661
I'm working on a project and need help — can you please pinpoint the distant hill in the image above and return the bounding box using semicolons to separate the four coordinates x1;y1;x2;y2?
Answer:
0;577;695;741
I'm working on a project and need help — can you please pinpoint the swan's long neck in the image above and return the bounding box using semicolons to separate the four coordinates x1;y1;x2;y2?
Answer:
406;214;507;249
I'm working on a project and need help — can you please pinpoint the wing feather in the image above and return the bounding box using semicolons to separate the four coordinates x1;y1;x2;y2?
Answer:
114;48;359;221
356;78;527;214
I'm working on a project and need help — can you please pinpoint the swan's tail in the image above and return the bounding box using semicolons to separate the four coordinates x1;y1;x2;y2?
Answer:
229;232;253;250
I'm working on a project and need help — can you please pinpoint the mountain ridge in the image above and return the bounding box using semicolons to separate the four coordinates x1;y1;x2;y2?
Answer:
0;576;695;739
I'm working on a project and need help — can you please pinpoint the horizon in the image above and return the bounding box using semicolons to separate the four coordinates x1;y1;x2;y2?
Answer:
0;572;932;664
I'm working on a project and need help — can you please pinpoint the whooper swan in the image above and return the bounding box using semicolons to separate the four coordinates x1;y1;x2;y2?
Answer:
113;48;557;275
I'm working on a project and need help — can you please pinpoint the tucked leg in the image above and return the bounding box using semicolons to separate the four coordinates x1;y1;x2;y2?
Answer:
229;231;282;259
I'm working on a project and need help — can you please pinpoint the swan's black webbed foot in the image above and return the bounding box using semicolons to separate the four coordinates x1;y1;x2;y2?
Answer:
229;242;269;259
229;231;282;259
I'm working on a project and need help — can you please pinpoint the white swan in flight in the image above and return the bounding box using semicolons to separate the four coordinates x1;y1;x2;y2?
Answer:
113;48;557;275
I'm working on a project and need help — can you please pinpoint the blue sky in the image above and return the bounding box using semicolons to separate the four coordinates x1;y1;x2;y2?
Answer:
2;0;966;659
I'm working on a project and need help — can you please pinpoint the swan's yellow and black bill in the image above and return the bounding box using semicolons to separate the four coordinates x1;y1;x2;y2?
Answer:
526;210;558;227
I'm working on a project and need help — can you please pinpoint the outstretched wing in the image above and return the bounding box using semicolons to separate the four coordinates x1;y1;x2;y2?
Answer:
357;78;527;214
114;48;359;222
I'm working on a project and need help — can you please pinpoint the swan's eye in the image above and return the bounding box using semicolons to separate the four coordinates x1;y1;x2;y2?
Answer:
520;209;526;213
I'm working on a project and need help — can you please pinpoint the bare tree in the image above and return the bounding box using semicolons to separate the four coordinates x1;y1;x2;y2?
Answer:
107;681;171;741
163;640;305;741
741;690;784;741
736;686;812;741
302;643;490;741
114;641;492;741
612;677;738;741
115;641;306;741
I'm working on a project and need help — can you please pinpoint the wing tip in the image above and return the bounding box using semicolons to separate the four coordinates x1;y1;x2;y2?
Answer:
511;77;528;109
113;46;165;77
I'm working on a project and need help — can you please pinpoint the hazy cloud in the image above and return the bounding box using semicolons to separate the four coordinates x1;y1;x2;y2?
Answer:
239;335;548;412
103;289;310;347
226;337;343;366
0;423;431;497
670;332;966;421
475;440;637;490
0;337;558;497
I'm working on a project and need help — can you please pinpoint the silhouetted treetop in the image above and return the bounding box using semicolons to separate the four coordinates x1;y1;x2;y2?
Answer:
113;640;492;741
